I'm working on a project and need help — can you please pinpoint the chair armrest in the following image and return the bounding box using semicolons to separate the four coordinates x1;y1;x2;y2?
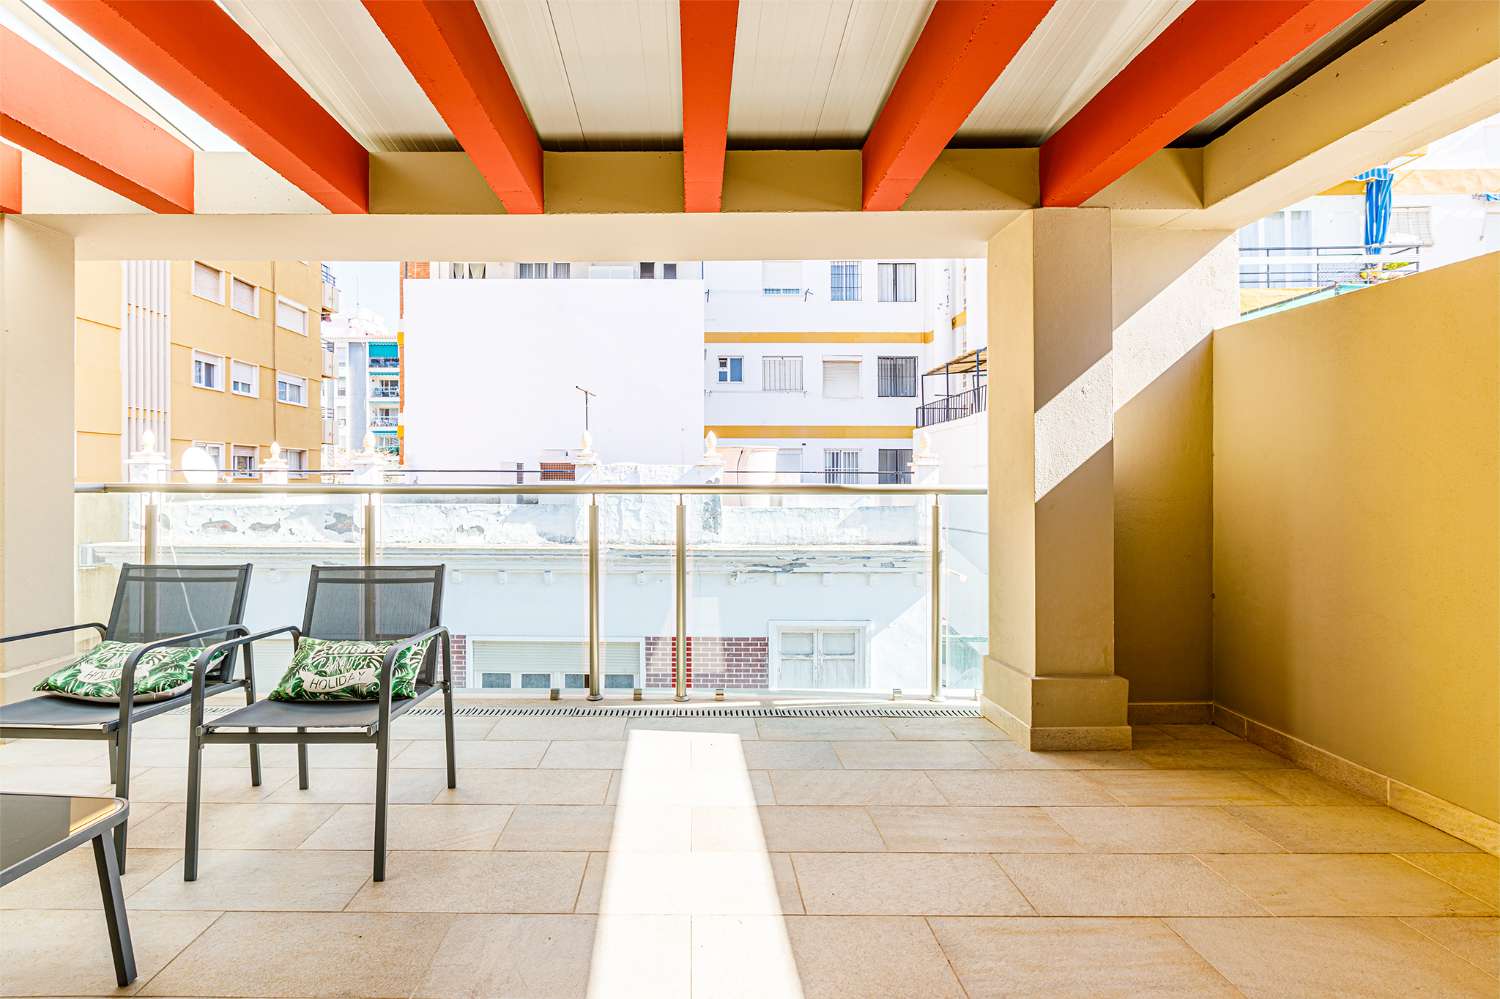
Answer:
118;625;250;723
0;622;108;645
188;625;301;720
377;626;449;722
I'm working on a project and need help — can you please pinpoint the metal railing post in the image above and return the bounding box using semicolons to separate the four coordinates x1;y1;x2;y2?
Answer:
362;494;379;564
929;494;942;702
587;494;602;701
674;494;688;702
141;496;159;565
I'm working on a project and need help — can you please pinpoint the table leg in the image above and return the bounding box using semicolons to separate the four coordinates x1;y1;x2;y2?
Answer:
92;831;137;987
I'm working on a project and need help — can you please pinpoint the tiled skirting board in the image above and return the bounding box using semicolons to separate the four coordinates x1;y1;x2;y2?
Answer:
1210;702;1499;856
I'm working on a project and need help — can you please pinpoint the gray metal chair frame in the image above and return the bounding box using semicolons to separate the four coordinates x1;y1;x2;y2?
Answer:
0;563;256;868
183;565;455;882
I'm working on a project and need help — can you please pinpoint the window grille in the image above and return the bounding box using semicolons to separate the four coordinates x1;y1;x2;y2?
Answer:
830;261;861;301
762;355;804;391
877;356;917;397
823;448;860;484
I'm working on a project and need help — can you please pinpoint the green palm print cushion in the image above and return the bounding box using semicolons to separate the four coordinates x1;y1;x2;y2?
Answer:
35;640;228;703
268;636;432;702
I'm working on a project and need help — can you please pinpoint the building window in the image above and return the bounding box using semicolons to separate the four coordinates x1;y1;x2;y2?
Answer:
877;262;917;302
824;448;860;484
551;262;571;279
284;448;308;478
192;350;224;391
762;260;802;296
231;445;258;479
822;358;860;398
773;624;865;689
192;441;225;471
276;372;308;406
639;262;655;279
589;263;634;279
275;297;308;334
663;263;677;280
517;262;549;279
230;276;258;316
230;360;258;397
192;262;224;303
879;448;913;484
717;356;744;384
830;261;861;301
1390;206;1434;245
877;356;918;397
468;638;642;691
762;355;804;392
481;672;511;688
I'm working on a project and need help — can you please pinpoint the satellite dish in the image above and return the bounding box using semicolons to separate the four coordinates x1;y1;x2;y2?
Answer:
181;445;218;485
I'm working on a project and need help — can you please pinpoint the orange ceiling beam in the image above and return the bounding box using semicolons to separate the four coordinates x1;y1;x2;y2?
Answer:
0;144;20;214
0;28;192;213
52;0;368;213
862;0;1054;212
680;0;739;213
364;0;543;215
1040;0;1371;207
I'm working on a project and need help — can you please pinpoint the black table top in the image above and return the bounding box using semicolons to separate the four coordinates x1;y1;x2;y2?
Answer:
1;792;126;876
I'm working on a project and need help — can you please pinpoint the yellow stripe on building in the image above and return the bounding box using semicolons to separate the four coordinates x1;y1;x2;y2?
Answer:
950;310;967;329
704;331;933;344
706;425;915;440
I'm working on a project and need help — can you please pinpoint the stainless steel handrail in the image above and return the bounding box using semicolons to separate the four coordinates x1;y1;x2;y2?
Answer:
76;482;986;496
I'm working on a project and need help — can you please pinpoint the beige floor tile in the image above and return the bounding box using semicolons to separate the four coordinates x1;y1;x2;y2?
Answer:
299;802;514;851
1200;853;1497;916
388;713;498;741
0;764;118;796
1242;767;1378;805
691;915;803;999
1138;742;1289;770
972;741;1152;770
754;718;893;741
870;806;1080;853
0;738;109;766
0;846;180;909
769;769;946;805
930;770;1118;806
129;849;374;911
0;908;219;998
783;915;965;999
267;766;451;804
1401;916;1500;978
883;717;1010;741
415;913;598;999
1168;916;1499;998
740;740;842;770
1080;768;1289;805
485;716;625;741
997;854;1265;916
1399;852;1500;908
580;851;802;916
1156;724;1243;744
793;852;1032;915
929;915;1241;998
394;738;547;768
540;740;628;769
434;768;611;805
591;914;691;998
347;850;588;912
833;740;994;770
1226;804;1480;853
495;804;618;851
127;738;295;769
128;801;339;850
1045;806;1284;853
606;767;774;808
304;741;413;768
692;804;886;852
626;716;759;738
125;765;295;803
142;910;452;997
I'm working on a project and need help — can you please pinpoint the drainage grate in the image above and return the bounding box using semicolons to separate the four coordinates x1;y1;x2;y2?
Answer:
199;702;980;719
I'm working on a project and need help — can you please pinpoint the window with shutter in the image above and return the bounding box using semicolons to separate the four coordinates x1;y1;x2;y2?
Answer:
822;359;860;398
517;262;548;279
193;262;224;303
230;277;258;315
763;356;804;391
276;298;308;334
823;448;860;484
762;260;802;295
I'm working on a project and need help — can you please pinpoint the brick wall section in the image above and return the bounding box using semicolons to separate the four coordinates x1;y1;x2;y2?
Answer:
644;636;769;689
449;634;467;688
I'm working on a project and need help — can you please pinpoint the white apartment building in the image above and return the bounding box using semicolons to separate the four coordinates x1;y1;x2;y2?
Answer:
321;308;401;466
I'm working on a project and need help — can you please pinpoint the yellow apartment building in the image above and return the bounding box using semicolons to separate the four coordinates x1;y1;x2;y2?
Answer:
74;259;329;481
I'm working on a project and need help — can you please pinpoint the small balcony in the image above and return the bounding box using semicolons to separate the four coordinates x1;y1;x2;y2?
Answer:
917;348;987;429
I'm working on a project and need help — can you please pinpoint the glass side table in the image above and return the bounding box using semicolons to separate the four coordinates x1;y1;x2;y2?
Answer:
0;792;135;986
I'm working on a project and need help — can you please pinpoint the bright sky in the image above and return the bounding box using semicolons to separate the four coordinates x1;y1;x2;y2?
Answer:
326;262;402;332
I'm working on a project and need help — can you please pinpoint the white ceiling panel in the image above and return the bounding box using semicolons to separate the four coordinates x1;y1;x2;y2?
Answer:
218;0;453;152
956;0;1191;145
728;0;932;147
477;0;682;151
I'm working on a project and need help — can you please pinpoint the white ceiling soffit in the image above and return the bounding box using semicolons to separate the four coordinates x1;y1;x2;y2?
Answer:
217;0;455;153
727;0;932;148
956;0;1192;146
475;0;682;151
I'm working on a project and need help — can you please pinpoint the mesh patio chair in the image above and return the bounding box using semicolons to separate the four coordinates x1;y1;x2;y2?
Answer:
0;563;256;867
183;565;455;882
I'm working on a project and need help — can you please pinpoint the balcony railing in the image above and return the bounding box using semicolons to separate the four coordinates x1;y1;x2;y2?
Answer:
1238;242;1423;288
74;481;987;699
917;384;986;428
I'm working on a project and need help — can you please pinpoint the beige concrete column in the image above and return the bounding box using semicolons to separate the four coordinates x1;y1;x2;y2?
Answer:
984;208;1129;749
0;216;77;704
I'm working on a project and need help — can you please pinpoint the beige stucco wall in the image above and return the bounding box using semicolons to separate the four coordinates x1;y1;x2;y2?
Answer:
1213;252;1500;822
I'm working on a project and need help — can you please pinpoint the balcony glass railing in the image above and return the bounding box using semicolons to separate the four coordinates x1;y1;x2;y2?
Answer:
74;482;987;699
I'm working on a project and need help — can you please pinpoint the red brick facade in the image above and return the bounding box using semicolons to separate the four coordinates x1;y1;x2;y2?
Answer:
644;636;769;690
448;633;467;688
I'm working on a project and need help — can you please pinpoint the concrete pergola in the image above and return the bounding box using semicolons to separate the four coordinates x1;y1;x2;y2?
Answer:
2;0;1497;751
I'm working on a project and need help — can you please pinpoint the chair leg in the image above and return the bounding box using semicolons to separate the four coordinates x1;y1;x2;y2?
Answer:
296;729;309;790
106;735;119;786
443;680;457;790
245;682;262;788
92;831;138;987
184;724;204;882
373;735;390;883
112;727;132;873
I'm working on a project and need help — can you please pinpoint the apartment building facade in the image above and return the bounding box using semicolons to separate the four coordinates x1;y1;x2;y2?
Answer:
75;259;330;481
322;307;400;466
